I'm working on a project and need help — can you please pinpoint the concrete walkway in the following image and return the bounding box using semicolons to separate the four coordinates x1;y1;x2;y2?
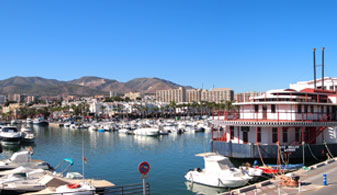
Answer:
221;157;337;195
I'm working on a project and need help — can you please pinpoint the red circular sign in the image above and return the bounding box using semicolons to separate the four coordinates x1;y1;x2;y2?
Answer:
138;161;150;175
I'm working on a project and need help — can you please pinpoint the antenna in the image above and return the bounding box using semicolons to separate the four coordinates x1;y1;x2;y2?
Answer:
322;47;325;90
313;48;316;89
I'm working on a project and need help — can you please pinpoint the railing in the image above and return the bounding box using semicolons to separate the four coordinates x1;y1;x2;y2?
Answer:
212;111;337;122
100;183;150;195
37;183;150;195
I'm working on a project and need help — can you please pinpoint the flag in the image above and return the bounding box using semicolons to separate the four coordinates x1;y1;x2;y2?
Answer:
28;147;34;155
83;155;87;164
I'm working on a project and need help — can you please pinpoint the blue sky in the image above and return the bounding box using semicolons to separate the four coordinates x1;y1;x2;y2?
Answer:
0;0;336;92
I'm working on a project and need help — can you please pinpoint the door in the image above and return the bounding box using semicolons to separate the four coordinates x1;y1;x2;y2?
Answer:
305;127;316;144
243;131;248;144
262;105;267;120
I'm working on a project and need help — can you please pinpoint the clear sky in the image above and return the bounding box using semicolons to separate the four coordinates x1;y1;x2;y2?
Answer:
0;0;336;92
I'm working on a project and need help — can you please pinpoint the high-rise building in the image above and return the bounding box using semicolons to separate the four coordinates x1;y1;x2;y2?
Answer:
201;88;234;103
234;92;264;102
0;95;7;105
186;89;201;102
156;87;186;103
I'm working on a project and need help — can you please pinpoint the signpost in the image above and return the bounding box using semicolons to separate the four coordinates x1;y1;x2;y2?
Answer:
138;161;150;195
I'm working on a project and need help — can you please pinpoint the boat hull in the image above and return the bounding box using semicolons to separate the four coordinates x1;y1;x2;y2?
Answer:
211;141;337;160
184;171;249;188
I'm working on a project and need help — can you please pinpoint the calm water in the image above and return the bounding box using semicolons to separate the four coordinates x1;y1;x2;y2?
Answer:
0;125;227;195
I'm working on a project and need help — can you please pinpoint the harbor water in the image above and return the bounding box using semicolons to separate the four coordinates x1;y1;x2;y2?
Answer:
0;126;226;195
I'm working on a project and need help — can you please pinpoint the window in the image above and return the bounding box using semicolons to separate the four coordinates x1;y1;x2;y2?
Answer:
297;105;302;113
282;128;288;143
271;105;276;113
254;105;259;112
257;127;261;143
295;128;300;142
242;127;249;144
243;131;248;144
304;105;308;113
310;105;314;113
272;128;278;143
230;126;234;140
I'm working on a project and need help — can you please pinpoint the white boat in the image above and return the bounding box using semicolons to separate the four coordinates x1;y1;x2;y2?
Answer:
118;128;132;134
22;132;35;143
184;153;251;188
70;124;80;129
0;126;22;145
88;126;97;131
10;120;18;126
21;125;33;133
33;117;49;126
26;118;33;124
64;122;71;128
0;151;53;171
55;182;95;195
133;128;159;136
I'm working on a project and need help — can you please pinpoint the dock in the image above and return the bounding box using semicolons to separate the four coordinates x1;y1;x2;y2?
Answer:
221;157;337;195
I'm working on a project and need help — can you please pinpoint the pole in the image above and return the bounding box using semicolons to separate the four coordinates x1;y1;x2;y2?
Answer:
313;48;317;89
322;47;325;90
302;127;305;166
143;176;146;195
82;135;84;177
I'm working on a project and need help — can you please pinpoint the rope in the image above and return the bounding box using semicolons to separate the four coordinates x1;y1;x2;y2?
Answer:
323;141;334;158
256;143;266;166
307;144;319;161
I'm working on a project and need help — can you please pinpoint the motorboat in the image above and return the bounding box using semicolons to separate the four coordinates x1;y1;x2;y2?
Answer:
21;125;33;133
0;126;22;145
26;118;33;124
0;151;53;171
10;120;18;126
133;128;159;136
118;128;132;134
22;132;35;143
33;117;49;126
184;153;252;188
88;126;97;131
0;169;46;194
55;182;95;195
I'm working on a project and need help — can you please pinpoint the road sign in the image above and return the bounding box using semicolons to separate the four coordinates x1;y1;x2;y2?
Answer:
138;161;150;175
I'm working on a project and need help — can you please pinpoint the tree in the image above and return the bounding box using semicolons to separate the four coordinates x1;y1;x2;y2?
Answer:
4;101;17;107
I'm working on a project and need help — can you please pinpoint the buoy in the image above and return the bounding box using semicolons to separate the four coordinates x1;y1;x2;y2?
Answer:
66;183;81;189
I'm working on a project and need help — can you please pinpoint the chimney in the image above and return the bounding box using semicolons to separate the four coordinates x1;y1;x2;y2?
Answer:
313;48;316;89
322;47;325;89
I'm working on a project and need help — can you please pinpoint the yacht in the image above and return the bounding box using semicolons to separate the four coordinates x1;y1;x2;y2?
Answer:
33;117;49;126
0;151;53;171
185;153;251;188
26;117;33;124
0;126;22;145
133;127;159;136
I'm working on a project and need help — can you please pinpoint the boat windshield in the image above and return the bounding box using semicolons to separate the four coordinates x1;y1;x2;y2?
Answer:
2;128;18;133
218;159;234;170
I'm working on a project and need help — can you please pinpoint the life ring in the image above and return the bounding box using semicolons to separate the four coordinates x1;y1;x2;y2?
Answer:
66;183;81;189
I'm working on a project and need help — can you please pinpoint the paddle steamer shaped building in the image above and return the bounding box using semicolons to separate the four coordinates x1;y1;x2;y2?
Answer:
211;88;337;161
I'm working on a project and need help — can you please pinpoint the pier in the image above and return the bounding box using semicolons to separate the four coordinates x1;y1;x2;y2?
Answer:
221;157;337;195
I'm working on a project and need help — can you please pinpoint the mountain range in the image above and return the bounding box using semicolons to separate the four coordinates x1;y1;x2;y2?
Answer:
0;76;187;98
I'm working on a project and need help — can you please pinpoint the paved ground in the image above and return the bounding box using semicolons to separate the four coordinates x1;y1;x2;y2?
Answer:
222;158;337;195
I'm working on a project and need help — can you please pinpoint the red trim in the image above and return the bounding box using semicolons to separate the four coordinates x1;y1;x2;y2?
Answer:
138;161;150;175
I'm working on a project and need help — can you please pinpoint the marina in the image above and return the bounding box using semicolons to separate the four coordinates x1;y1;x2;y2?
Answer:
0;120;214;194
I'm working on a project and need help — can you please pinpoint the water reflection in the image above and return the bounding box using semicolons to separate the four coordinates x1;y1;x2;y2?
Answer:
185;181;227;195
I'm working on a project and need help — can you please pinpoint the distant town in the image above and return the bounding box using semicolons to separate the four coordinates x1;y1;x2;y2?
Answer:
0;77;336;121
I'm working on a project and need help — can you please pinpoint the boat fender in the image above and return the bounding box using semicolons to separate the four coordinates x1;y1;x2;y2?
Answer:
67;183;81;189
